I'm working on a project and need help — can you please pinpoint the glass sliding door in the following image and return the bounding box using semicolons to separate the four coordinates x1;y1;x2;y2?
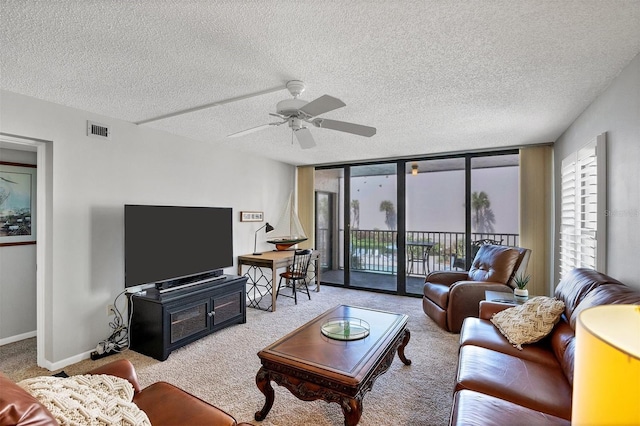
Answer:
315;191;334;271
349;163;398;292
314;168;345;285
405;158;466;295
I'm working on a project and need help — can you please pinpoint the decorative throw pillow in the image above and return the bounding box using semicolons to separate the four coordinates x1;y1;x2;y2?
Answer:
18;374;151;426
490;296;565;350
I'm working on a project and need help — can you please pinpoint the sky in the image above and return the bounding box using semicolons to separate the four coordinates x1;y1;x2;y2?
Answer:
344;166;519;234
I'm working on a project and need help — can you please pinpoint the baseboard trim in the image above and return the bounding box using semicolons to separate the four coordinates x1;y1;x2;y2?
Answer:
0;330;36;346
44;349;94;372
0;331;95;371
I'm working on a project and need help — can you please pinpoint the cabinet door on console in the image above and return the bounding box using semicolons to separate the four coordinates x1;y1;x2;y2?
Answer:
167;298;211;344
212;291;244;326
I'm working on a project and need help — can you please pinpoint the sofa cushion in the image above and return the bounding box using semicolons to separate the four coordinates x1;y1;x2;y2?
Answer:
455;345;572;420
554;268;625;323
0;372;57;426
468;245;519;284
459;317;559;367
490;296;565;350
450;390;571;426
545;319;576;386
18;374;151;426
568;284;640;329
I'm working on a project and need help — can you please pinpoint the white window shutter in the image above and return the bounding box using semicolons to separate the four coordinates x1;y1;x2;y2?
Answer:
559;133;606;277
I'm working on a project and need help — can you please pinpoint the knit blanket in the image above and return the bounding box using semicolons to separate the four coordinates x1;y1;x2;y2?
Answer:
18;374;151;426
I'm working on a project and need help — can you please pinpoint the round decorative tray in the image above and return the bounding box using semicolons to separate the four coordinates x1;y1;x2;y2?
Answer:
321;317;370;341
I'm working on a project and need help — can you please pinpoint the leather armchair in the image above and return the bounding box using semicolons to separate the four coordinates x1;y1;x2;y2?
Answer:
422;244;531;333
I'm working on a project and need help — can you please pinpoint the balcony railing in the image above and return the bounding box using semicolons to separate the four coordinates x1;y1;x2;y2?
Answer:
317;228;519;275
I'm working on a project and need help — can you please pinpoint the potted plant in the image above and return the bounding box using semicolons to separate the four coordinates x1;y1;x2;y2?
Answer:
513;273;530;302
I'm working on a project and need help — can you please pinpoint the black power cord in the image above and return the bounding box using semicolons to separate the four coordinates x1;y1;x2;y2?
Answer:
91;290;132;360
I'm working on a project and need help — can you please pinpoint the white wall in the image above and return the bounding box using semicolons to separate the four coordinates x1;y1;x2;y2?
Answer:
0;147;37;343
554;53;640;289
0;90;295;367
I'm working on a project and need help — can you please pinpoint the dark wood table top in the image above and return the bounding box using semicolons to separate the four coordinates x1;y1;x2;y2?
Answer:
258;304;408;387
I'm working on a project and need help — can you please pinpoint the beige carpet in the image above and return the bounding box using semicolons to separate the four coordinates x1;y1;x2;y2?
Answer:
0;285;459;425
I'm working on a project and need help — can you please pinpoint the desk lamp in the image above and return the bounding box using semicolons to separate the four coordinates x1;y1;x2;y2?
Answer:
253;222;274;255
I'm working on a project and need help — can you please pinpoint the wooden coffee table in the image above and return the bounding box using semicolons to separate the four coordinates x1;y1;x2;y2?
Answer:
254;304;411;425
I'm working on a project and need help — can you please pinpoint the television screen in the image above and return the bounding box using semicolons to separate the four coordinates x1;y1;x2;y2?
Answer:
125;205;233;288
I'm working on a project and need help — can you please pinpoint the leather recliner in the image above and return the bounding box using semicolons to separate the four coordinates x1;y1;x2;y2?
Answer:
422;244;531;333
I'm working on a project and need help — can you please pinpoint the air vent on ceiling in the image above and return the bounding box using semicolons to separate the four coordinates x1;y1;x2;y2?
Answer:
87;120;111;140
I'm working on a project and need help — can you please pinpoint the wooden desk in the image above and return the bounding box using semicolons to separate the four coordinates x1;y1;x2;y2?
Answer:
238;250;321;312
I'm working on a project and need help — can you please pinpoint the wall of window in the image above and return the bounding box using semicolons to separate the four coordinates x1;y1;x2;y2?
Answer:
314;150;520;296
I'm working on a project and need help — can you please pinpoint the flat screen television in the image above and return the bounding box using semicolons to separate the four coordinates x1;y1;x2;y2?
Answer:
124;205;233;289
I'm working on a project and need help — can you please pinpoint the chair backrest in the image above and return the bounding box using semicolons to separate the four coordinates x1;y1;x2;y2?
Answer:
290;249;313;277
470;238;504;259
468;245;531;286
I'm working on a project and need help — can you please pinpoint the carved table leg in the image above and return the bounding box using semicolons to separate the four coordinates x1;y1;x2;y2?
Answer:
342;396;363;426
255;367;275;421
397;328;412;365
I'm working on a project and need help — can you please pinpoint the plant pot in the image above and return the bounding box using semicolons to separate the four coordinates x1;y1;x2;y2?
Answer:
514;288;529;302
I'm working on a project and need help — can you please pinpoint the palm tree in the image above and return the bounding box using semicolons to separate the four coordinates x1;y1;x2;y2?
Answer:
351;199;360;229
471;191;495;233
379;200;397;230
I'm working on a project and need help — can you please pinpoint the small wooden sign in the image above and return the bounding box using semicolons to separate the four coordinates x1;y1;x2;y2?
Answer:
240;211;264;222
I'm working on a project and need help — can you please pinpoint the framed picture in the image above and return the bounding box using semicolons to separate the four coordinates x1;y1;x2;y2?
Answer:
240;211;264;222
0;162;37;246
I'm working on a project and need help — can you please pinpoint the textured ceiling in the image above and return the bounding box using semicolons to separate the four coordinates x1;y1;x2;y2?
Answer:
1;1;639;166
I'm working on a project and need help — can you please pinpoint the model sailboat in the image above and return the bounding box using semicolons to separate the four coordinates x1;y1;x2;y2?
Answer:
267;192;308;251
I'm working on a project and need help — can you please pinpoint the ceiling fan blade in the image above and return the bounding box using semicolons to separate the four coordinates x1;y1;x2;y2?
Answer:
294;128;316;149
227;121;284;138
312;118;376;137
298;95;345;118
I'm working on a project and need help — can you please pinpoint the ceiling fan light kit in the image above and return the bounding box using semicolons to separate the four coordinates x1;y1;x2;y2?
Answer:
276;99;308;116
228;80;376;149
285;80;306;97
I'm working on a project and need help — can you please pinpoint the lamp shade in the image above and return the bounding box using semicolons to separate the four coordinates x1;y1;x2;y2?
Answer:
572;304;640;425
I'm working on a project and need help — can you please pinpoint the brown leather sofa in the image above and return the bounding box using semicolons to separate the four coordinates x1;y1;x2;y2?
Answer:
0;359;252;426
449;268;640;425
423;244;531;333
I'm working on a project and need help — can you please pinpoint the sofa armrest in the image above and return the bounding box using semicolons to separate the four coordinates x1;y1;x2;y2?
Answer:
87;359;142;394
134;382;240;426
425;271;469;286
0;372;57;425
479;300;514;319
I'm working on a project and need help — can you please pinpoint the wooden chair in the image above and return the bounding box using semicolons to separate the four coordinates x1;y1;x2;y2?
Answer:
276;249;312;304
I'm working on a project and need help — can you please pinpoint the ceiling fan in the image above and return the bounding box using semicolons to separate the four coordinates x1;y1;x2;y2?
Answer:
228;80;376;149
